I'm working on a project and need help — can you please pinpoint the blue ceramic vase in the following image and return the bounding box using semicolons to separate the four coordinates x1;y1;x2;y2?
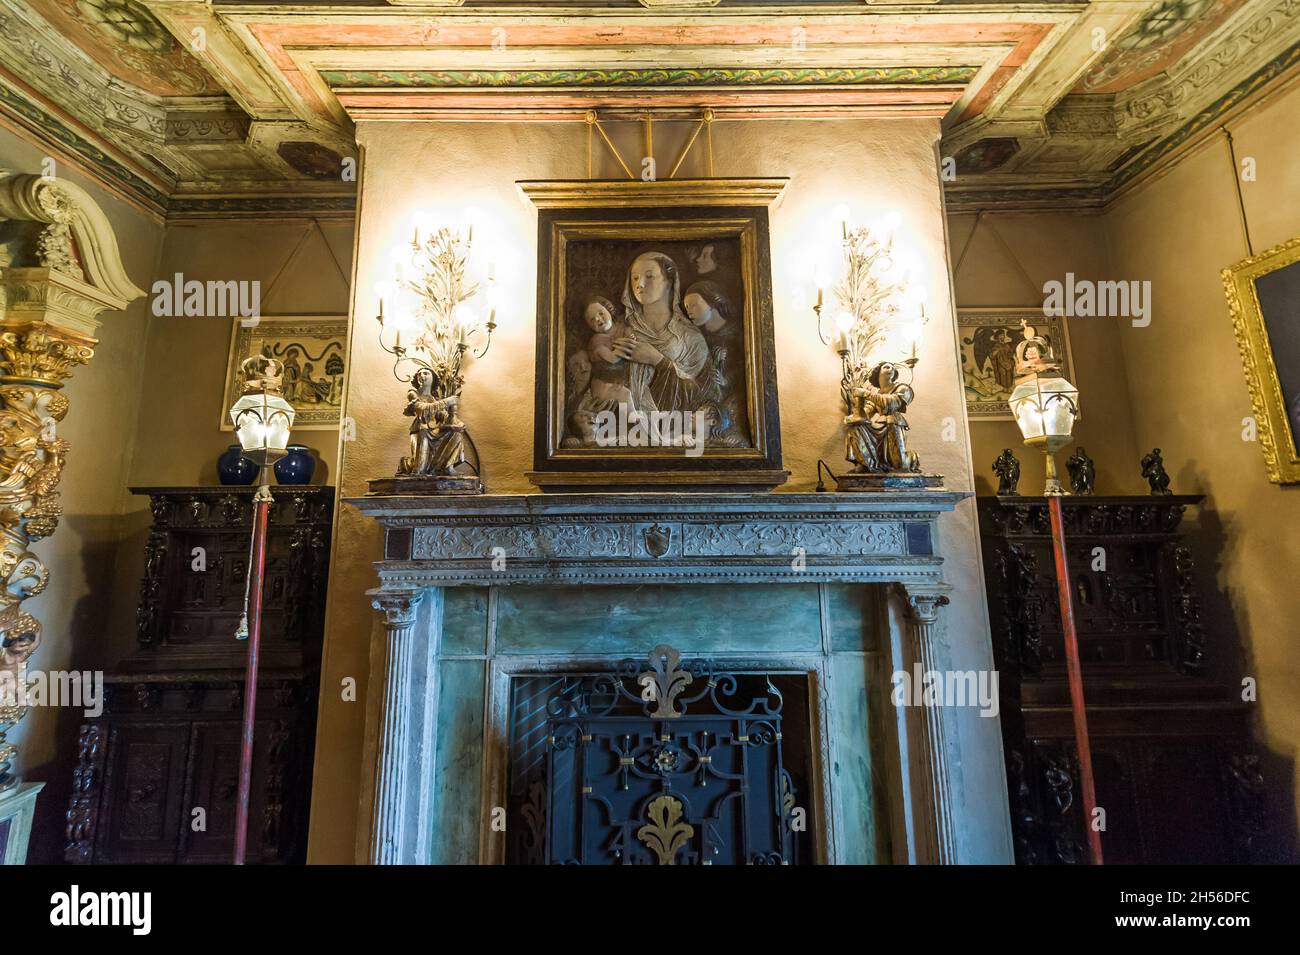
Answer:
274;445;316;485
217;445;257;486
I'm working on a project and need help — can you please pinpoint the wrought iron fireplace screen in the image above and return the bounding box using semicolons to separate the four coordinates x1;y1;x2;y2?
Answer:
507;645;813;865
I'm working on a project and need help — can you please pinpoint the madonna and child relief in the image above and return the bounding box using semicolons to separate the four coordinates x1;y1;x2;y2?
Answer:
562;239;752;454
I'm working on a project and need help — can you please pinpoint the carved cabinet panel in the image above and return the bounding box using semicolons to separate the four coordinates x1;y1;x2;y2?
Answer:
980;496;1262;864
65;486;332;865
96;723;190;863
132;486;333;671
66;676;315;864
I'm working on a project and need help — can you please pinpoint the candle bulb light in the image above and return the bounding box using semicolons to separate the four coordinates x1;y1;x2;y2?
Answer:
813;208;940;492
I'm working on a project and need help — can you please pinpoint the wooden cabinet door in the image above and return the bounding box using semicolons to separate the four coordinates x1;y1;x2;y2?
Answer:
95;722;190;863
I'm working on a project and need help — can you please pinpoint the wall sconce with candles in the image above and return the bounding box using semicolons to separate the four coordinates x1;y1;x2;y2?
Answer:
370;212;500;495
813;209;942;492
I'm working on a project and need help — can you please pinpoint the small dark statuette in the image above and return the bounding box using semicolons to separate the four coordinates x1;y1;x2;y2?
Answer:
1140;447;1172;495
1066;447;1096;496
993;448;1021;496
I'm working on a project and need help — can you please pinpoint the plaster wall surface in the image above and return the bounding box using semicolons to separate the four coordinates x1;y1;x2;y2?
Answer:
105;220;353;667
1104;78;1300;851
949;211;1144;496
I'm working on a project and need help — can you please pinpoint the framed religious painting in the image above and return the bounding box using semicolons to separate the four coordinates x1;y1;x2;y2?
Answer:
521;179;788;491
957;308;1074;420
221;315;348;431
1224;234;1300;484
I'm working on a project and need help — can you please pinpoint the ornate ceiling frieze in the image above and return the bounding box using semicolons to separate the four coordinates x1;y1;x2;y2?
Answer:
0;0;1295;215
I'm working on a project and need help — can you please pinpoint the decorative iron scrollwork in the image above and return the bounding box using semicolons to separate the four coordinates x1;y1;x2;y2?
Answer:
536;645;799;865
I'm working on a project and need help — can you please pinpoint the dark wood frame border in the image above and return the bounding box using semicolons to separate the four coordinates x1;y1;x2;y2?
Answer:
520;179;788;491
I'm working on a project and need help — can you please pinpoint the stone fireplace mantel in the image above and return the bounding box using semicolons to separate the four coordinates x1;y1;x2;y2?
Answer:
354;491;964;588
351;490;969;865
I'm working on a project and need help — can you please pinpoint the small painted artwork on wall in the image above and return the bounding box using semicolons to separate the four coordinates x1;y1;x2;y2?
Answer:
957;308;1074;420
221;316;348;431
521;179;788;490
1223;234;1300;484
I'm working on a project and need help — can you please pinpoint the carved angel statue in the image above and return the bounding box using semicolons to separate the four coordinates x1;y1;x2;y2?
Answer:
398;368;471;477
993;448;1021;496
844;361;921;474
1066;447;1096;496
1140;447;1172;496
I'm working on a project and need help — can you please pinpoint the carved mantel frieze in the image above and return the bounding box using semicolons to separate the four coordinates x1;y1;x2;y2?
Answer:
351;491;966;591
0;171;144;795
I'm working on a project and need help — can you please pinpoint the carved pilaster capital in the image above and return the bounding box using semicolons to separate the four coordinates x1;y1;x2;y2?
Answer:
894;584;952;625
371;590;424;629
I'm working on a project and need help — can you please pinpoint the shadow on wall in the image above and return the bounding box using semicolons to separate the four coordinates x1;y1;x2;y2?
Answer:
23;514;126;863
1181;459;1299;863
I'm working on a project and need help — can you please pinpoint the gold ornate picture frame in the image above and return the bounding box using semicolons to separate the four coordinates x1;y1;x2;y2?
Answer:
221;315;348;431
1224;234;1300;484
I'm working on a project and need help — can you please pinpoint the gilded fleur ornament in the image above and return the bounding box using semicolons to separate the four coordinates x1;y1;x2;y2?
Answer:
636;794;694;865
638;644;692;718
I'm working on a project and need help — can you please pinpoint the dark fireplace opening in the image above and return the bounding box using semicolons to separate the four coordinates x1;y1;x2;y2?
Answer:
505;666;816;865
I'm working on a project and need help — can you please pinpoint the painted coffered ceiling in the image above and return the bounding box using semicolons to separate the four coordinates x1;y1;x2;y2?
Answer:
0;0;1296;219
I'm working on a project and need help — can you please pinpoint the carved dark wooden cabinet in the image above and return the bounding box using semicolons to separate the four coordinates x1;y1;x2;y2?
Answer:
65;486;333;864
978;496;1263;864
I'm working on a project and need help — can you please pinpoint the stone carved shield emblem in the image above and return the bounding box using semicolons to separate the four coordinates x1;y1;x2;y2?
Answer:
642;523;672;558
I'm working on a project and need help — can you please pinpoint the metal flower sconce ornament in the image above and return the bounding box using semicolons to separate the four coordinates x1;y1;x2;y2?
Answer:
813;210;941;491
371;213;501;494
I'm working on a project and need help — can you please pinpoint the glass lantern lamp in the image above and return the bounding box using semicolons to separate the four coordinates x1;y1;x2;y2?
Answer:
1007;325;1079;495
228;355;295;478
225;354;295;865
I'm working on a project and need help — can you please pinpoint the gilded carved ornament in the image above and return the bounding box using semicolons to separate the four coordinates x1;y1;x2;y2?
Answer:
0;171;143;794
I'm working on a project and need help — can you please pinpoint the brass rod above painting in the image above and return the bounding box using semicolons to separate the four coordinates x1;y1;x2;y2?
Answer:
584;108;717;181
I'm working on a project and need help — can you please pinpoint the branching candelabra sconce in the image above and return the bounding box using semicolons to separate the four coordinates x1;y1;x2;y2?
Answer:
813;211;940;491
0;172;143;794
372;216;500;495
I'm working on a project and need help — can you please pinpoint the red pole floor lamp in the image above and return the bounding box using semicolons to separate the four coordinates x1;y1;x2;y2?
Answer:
1007;322;1103;866
227;355;296;865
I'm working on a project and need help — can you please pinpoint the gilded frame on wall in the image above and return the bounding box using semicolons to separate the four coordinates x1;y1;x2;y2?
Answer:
957;308;1074;420
1223;234;1300;484
221;315;348;431
520;179;788;491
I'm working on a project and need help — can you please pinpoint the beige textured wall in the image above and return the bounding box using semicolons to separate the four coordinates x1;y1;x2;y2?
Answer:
104;220;354;667
1105;79;1300;845
309;117;1012;863
0;126;163;861
949;211;1143;496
